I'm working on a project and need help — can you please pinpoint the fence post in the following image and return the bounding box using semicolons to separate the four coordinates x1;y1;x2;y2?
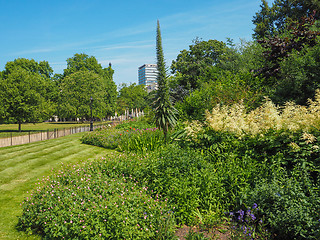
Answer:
11;132;13;146
47;129;49;140
29;131;31;143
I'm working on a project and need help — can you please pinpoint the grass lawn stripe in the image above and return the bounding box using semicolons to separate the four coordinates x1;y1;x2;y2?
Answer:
0;132;112;240
0;138;86;174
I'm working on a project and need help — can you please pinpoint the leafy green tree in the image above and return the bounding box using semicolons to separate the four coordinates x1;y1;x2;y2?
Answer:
171;38;227;90
59;54;117;119
257;14;320;83
153;20;177;139
0;67;55;131
253;0;320;39
3;58;53;78
63;53;103;77
59;70;109;120
101;65;117;116
116;83;148;114
219;39;265;75
272;39;320;105
176;71;263;121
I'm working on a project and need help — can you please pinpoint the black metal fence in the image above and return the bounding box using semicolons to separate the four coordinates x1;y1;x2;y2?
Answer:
0;122;118;148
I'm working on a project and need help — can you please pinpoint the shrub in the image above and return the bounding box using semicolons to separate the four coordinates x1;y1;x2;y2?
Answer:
98;145;267;225
117;127;165;153
228;203;271;240
81;127;166;153
18;158;176;239
81;128;123;149
246;174;320;240
115;118;155;130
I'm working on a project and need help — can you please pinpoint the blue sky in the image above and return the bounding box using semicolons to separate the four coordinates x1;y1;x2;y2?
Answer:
0;0;266;85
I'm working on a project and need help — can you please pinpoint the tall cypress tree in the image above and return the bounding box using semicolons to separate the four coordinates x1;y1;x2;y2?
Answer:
153;20;177;139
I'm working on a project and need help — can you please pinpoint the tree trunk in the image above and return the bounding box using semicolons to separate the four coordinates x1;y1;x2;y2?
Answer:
18;122;22;132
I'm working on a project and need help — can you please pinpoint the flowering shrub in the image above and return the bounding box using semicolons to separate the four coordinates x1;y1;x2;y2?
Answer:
81;128;123;149
229;204;271;239
18;158;176;239
185;89;320;137
81;127;165;153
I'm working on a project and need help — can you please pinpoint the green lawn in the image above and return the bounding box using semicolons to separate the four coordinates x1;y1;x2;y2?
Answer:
0;132;112;240
0;121;110;138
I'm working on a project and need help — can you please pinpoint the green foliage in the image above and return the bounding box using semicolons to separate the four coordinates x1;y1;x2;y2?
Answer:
185;229;209;240
18;158;176;239
252;0;320;39
60;53;117;118
0;66;55;130
3;58;53;79
178;124;320;239
171;38;227;90
257;14;320;82
63;53;104;77
116;83;148;114
59;70;109;120
246;175;320;240
176;71;263;121
115;118;155;130
228;204;271;240
81;123;165;154
81;127;123;149
117;127;164;153
273;39;320;105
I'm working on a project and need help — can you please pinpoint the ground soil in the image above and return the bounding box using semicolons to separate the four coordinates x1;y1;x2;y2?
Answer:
175;225;231;240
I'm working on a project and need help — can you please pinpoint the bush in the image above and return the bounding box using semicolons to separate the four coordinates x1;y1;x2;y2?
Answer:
95;145;267;225
18;158;176;239
81;127;166;153
115;118;155;130
246;174;320;240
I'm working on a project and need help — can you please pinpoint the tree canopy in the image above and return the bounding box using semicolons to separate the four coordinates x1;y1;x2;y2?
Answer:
116;83;148;114
58;53;117;120
253;0;320;39
59;70;109;120
0;66;55;131
171;38;227;90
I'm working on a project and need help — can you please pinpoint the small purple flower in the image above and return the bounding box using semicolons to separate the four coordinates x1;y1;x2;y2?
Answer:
252;203;258;209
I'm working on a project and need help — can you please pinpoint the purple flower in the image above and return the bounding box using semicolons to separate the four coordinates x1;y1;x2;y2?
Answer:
252;203;258;209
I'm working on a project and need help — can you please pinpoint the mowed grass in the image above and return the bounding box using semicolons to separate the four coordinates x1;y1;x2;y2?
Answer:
0;121;109;138
0;132;113;240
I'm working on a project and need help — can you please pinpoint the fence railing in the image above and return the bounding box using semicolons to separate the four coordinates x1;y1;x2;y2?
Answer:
0;122;118;148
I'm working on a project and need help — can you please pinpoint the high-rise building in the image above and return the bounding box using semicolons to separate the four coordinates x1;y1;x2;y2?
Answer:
138;64;158;92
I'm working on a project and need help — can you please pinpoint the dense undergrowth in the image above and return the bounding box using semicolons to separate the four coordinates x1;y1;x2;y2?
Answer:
18;107;320;239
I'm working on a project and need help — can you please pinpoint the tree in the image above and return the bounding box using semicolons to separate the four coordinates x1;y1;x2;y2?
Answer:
101;65;117;116
272;39;320;105
171;38;227;90
0;67;55;131
253;0;320;39
153;20;177;139
3;58;53;79
59;70;109;120
63;53;103;77
116;83;148;114
257;13;320;82
59;54;117;119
